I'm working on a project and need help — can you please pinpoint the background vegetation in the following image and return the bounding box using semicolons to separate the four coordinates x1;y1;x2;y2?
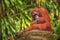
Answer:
0;0;60;40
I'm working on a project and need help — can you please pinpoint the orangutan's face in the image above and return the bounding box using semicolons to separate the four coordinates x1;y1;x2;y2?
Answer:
32;11;42;20
32;11;38;17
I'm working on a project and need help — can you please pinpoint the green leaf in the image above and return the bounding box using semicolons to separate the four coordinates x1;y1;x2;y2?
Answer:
4;0;10;7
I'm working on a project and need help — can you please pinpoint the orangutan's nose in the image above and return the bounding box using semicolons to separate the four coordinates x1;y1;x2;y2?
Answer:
32;12;38;16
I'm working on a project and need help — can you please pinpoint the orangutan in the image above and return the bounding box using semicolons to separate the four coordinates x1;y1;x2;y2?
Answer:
24;7;52;31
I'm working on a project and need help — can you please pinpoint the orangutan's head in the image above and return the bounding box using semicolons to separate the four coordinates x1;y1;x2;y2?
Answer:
31;10;43;21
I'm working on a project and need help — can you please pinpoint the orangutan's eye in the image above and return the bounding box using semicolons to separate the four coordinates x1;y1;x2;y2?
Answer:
32;12;38;16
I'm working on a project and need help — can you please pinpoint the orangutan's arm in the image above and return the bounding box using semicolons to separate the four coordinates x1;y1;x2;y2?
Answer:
31;15;39;24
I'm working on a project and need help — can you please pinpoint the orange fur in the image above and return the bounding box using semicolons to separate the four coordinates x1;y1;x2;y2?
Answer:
25;7;52;32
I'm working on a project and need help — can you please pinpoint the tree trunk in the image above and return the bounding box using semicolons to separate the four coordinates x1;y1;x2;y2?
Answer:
0;2;2;40
14;30;57;40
